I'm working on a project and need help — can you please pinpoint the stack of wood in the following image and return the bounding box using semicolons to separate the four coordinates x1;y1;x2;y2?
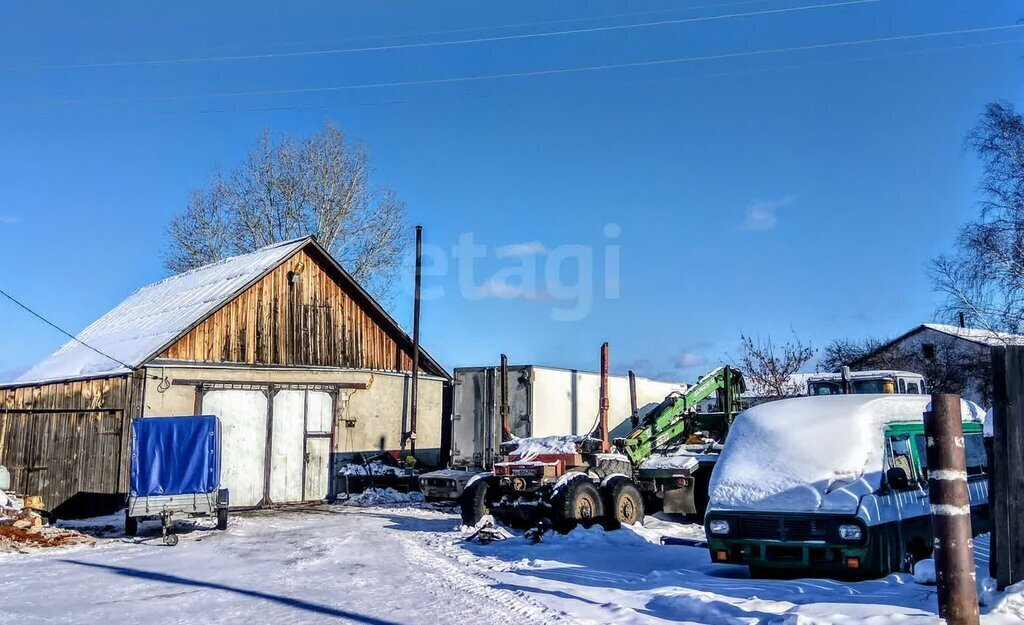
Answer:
0;499;92;551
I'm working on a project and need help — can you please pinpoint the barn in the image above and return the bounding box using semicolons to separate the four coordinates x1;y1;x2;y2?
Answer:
0;237;450;518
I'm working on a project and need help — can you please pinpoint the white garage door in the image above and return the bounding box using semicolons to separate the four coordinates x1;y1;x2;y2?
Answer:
202;389;268;507
270;390;306;503
269;389;334;504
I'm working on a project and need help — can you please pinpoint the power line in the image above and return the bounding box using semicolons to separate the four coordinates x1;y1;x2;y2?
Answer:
42;23;1024;107
214;0;784;52
0;287;137;373
114;37;1018;117
0;0;882;72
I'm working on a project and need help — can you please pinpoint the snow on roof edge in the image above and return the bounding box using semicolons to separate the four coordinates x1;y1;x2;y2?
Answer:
10;238;309;386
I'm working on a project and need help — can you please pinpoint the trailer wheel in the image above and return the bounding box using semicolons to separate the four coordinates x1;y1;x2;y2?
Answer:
216;507;229;531
602;477;644;530
460;478;493;527
552;478;604;533
124;512;138;537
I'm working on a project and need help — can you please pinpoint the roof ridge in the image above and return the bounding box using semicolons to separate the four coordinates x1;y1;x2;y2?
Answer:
138;238;311;293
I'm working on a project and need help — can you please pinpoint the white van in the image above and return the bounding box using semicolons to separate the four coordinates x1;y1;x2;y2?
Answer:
704;395;989;577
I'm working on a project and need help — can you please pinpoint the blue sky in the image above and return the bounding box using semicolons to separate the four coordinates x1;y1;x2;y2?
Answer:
1;0;1022;382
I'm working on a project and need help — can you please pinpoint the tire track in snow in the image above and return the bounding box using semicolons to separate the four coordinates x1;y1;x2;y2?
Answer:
399;531;582;625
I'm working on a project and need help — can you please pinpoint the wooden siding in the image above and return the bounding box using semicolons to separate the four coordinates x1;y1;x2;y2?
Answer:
161;248;424;372
0;375;138;518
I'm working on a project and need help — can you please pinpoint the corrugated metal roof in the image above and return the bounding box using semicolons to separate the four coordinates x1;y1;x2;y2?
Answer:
14;239;307;386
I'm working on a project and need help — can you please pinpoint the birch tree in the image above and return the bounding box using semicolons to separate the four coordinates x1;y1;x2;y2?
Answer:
931;102;1024;335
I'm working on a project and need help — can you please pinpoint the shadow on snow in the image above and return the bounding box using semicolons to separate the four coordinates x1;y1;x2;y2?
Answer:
58;559;401;625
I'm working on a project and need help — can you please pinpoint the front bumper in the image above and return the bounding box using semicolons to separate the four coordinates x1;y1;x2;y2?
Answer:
706;538;870;572
704;513;870;573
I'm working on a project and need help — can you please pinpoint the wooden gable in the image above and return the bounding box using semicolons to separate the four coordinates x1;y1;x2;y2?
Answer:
160;246;431;374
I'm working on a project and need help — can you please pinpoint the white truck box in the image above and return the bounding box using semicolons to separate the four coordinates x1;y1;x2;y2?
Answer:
450;365;687;469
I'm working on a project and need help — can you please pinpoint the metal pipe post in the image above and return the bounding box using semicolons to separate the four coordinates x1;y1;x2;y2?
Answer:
408;225;423;457
628;370;639;428
924;393;980;625
599;342;610;453
499;353;512;442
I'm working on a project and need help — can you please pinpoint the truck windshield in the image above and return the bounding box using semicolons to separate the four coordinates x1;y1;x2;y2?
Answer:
808;381;844;395
852;379;894;394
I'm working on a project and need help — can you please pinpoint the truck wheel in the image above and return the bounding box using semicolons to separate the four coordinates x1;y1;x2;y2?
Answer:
124;512;138;537
217;507;229;531
602;477;644;530
552;478;604;533
460;478;492;527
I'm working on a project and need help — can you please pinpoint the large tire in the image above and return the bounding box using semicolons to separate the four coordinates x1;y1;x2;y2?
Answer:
460;478;492;527
602;477;644;530
216;507;229;531
551;477;604;533
124;511;139;537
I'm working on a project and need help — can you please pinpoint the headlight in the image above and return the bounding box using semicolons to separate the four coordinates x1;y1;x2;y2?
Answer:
838;524;862;541
708;520;731;535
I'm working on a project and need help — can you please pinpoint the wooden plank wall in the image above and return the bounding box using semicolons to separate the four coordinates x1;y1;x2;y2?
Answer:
991;346;1024;589
161;248;427;373
0;375;136;518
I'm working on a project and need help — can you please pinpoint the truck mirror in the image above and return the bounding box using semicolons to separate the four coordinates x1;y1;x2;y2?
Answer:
886;467;910;491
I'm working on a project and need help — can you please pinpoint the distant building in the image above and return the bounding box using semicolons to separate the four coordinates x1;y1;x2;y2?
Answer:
849;323;1024;406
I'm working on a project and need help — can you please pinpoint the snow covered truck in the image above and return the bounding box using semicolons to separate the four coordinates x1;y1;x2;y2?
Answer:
704;394;989;577
459;345;746;531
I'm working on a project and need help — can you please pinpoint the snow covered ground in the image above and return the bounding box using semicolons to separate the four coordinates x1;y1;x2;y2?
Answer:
1;504;1022;625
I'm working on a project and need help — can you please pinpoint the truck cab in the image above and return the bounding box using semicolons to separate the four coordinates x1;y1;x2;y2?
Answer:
806;369;926;397
704;395;988;578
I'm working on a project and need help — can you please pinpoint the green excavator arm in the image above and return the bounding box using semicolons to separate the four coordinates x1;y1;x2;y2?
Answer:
618;366;745;466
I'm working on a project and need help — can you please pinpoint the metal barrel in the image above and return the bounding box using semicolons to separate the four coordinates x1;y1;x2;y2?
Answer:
924;393;980;625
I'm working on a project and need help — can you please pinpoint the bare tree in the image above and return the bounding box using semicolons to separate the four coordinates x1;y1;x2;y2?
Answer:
818;337;887;372
931;102;1024;335
164;124;408;301
735;333;815;399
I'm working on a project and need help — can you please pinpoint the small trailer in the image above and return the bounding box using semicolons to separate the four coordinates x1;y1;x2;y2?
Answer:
125;415;229;545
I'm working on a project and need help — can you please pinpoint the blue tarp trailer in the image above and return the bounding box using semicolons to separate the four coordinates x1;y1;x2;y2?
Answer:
126;415;229;545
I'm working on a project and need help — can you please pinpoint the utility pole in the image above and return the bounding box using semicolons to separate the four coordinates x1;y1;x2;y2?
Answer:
407;225;423;458
924;394;980;625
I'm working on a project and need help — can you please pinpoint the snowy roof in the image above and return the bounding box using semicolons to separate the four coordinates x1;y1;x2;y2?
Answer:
805;369;923;382
13;239;308;386
850;323;1024;368
708;394;985;514
922;323;1024;347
